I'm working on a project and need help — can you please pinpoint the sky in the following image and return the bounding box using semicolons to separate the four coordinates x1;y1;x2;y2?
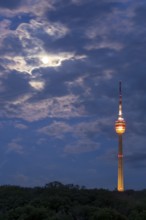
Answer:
0;0;146;190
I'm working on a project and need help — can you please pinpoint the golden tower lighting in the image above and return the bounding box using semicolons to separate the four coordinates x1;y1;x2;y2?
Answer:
115;81;126;192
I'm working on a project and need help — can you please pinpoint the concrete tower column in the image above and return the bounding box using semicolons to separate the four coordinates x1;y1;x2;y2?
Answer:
118;134;124;191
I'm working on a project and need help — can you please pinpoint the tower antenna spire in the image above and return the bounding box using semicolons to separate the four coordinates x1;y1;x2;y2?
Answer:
118;81;122;118
115;81;126;192
119;81;122;95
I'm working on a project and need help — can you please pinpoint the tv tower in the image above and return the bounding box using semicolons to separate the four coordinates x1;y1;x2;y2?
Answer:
115;82;126;192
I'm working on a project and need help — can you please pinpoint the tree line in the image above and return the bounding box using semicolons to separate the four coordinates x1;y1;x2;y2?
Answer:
0;181;146;219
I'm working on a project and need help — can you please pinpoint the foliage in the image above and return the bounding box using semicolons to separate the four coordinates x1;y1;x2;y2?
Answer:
0;182;145;219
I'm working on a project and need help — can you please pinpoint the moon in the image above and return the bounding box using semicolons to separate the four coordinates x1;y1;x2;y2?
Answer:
41;56;49;64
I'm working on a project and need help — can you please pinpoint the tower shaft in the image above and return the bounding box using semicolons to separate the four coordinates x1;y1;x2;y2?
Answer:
118;134;124;191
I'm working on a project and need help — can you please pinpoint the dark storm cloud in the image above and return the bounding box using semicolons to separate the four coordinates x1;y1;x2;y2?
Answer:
0;0;21;9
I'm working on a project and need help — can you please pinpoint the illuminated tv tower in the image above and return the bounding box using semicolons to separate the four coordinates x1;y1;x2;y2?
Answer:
115;82;126;192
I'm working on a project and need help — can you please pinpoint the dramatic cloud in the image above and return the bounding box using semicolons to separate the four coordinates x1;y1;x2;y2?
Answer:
0;0;146;189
